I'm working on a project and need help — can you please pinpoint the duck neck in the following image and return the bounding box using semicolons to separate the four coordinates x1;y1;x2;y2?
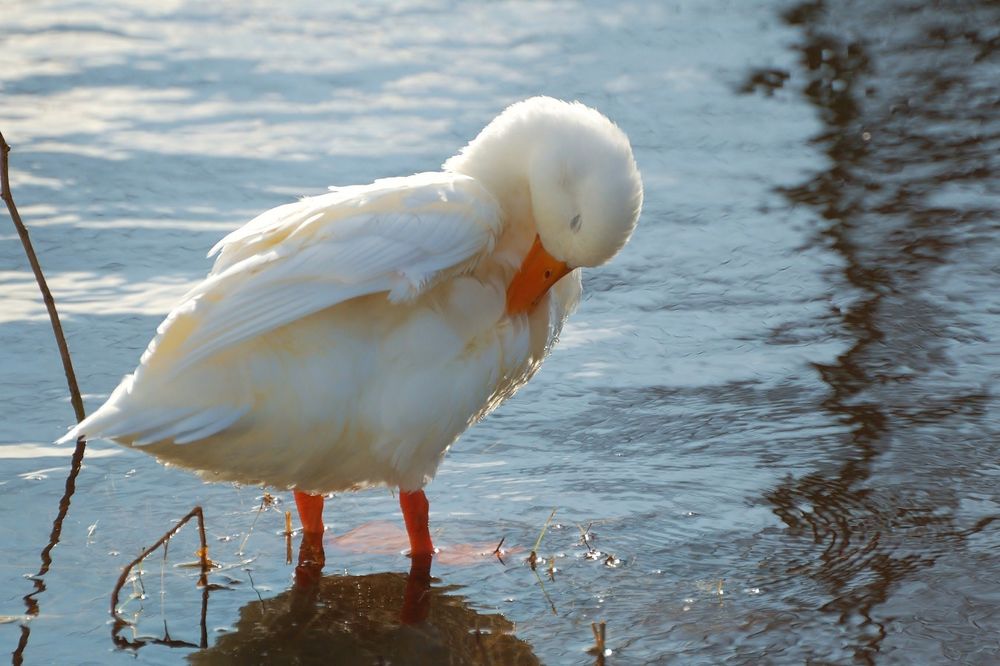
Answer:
445;121;539;255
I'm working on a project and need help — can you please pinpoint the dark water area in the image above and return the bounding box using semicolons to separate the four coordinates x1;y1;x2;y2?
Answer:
1;0;998;664
741;1;1000;663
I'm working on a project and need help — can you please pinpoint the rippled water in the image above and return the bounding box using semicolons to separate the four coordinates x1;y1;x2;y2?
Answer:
2;1;998;663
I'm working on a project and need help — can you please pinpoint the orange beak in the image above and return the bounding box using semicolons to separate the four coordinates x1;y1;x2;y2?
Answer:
505;235;571;315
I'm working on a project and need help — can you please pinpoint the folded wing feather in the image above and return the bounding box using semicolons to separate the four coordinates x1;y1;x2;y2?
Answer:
162;172;502;374
58;172;503;447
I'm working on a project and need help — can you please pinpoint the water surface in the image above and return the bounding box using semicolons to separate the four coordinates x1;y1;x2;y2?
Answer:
2;0;998;663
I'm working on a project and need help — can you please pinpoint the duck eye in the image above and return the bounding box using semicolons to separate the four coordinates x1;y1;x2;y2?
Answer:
544;269;553;279
569;214;582;232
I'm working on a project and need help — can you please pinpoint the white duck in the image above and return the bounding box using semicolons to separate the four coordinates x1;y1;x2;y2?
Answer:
61;97;643;558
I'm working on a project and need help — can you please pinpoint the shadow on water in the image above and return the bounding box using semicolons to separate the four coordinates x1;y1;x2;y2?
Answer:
102;527;542;664
185;539;539;666
752;0;999;662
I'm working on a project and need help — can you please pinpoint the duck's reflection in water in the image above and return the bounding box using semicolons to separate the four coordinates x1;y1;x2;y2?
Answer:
190;534;539;665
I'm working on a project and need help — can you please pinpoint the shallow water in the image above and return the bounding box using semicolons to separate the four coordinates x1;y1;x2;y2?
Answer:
2;0;998;664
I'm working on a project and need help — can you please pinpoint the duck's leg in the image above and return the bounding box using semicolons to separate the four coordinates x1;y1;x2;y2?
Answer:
399;489;434;556
293;491;326;587
399;490;433;623
294;490;325;534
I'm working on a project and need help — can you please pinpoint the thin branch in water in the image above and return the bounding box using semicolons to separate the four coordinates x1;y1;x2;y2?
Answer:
4;130;92;664
111;505;212;650
578;522;597;553
588;620;608;665
491;535;507;565
0;130;86;422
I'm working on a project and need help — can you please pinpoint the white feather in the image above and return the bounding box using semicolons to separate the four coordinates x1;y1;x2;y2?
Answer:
166;173;500;375
58;97;640;496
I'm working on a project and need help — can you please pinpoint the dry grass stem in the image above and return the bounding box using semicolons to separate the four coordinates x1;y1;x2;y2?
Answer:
528;507;557;569
237;492;273;555
532;566;558;616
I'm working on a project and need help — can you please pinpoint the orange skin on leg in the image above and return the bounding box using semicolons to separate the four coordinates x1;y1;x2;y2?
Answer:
399;490;434;557
294;489;435;556
293;491;326;587
294;490;326;534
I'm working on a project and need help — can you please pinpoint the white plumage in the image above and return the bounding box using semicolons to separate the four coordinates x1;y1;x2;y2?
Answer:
60;96;642;499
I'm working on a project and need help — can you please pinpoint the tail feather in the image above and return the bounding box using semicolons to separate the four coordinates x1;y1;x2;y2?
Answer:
173;406;250;444
131;405;250;446
55;374;250;447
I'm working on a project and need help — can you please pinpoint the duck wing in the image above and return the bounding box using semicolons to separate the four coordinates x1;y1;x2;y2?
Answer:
161;171;502;375
57;171;502;446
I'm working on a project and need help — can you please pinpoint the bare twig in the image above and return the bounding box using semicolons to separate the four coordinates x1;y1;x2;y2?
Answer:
4;131;93;665
578;522;596;553
588;620;608;664
492;535;507;564
110;506;212;650
591;620;606;646
1;131;86;423
111;506;211;622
